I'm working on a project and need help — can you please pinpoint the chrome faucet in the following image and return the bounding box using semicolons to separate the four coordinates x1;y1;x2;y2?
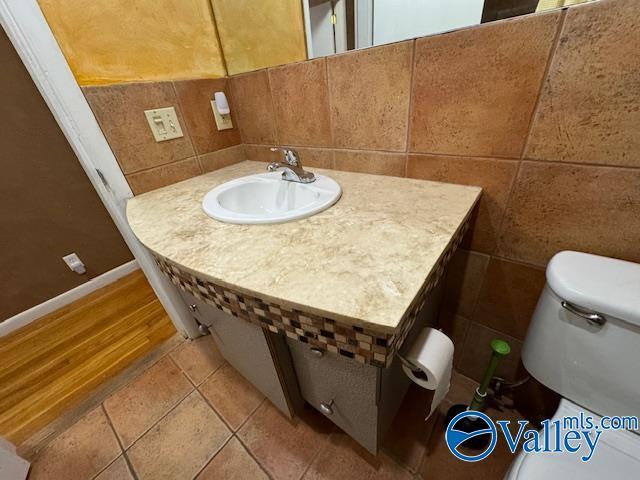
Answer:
267;147;316;183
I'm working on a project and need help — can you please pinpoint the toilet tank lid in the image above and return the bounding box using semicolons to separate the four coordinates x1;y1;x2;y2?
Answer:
547;251;640;327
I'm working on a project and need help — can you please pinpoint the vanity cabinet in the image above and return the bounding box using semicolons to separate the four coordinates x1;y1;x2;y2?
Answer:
177;289;296;418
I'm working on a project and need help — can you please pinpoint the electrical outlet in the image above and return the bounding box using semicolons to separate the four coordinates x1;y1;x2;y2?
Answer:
144;107;184;142
211;100;234;131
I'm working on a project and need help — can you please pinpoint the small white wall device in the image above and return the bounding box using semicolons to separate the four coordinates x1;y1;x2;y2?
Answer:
211;91;234;131
62;252;86;274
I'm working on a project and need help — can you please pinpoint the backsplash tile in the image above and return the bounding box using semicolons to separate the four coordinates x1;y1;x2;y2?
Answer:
409;12;561;158
497;161;640;266
269;58;332;147
334;150;406;177
473;257;545;340
84;82;195;173
291;147;334;169
125;157;202;195
407;155;519;254
458;323;523;382
229;70;277;144
441;249;490;320
328;41;413;151
243;144;279;163
525;0;640;167
199;145;246;173
173;78;241;155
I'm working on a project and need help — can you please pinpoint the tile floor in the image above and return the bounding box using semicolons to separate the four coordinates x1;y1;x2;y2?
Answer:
27;335;521;480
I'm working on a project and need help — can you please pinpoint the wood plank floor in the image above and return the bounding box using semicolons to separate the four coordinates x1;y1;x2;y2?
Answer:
0;269;176;445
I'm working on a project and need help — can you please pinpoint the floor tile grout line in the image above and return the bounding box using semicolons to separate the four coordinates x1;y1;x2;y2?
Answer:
193;384;237;434
235;433;274;480
189;432;235;480
235;397;267;433
99;404;139;480
234;431;276;480
297;428;336;480
99;339;192;451
123;384;196;454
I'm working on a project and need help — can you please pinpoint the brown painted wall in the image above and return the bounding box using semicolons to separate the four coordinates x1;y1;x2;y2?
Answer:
0;28;133;322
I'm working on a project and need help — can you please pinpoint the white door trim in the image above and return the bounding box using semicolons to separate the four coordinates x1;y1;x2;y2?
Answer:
0;0;199;338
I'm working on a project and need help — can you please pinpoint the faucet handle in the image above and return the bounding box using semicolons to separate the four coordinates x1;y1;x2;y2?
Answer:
270;147;300;166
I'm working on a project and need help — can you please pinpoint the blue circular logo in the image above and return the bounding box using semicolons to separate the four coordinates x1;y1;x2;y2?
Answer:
445;410;497;462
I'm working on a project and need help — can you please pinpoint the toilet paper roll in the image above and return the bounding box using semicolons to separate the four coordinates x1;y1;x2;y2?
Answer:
400;327;454;419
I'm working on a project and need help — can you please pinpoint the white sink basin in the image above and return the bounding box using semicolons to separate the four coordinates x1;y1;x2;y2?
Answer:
202;172;342;224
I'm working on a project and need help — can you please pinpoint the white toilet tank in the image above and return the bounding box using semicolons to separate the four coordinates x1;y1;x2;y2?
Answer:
522;251;640;420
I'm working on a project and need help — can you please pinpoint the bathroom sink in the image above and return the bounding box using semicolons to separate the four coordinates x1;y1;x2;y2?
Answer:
202;172;341;224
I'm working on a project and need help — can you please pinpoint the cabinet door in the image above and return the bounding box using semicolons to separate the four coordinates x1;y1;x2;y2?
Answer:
287;339;380;453
177;289;293;418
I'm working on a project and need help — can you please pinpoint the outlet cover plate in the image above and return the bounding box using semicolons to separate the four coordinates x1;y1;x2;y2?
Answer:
211;100;234;131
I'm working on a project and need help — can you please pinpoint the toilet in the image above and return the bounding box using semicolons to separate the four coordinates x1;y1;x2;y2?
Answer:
505;251;640;479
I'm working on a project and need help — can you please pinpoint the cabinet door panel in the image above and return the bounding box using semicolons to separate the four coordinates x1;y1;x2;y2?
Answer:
178;289;292;417
287;339;379;453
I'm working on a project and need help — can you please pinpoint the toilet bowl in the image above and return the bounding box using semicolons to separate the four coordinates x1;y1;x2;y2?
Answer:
504;251;640;479
505;399;640;480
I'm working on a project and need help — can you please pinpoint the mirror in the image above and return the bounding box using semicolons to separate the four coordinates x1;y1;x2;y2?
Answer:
301;0;595;59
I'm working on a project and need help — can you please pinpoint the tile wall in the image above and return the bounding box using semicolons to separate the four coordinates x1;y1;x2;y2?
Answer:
84;0;640;383
83;78;245;194
226;0;640;382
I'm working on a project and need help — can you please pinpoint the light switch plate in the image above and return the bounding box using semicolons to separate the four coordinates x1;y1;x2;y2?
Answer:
144;107;184;142
211;100;234;131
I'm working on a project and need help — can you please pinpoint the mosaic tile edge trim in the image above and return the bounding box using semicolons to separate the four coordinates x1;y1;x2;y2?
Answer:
156;220;469;367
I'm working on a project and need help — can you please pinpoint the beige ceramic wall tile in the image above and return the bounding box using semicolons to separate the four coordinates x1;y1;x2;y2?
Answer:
292;147;334;169
328;41;413;151
238;402;333;480
525;0;640;167
457;323;523;382
269;58;333;147
409;12;561;157
103;356;193;447
407;155;519;254
199;145;246;173
441;249;490;318
473;257;546;340
174;78;241;155
127;391;231;480
83;83;195;173
333;150;406;177
437;312;471;366
126;157;202;195
229;71;277;144
243;144;279;163
497;161;640;266
196;437;268;480
28;407;121;480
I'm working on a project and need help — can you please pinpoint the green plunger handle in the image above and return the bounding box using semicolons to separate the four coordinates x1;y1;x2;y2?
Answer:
468;339;511;411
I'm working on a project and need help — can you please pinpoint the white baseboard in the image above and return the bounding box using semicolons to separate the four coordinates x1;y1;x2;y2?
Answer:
0;260;139;337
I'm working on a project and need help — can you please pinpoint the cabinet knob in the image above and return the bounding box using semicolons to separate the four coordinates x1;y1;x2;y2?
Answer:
189;304;198;312
310;347;324;358
319;400;334;416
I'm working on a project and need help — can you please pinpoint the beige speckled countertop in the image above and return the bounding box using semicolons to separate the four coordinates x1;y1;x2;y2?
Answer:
127;161;481;334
